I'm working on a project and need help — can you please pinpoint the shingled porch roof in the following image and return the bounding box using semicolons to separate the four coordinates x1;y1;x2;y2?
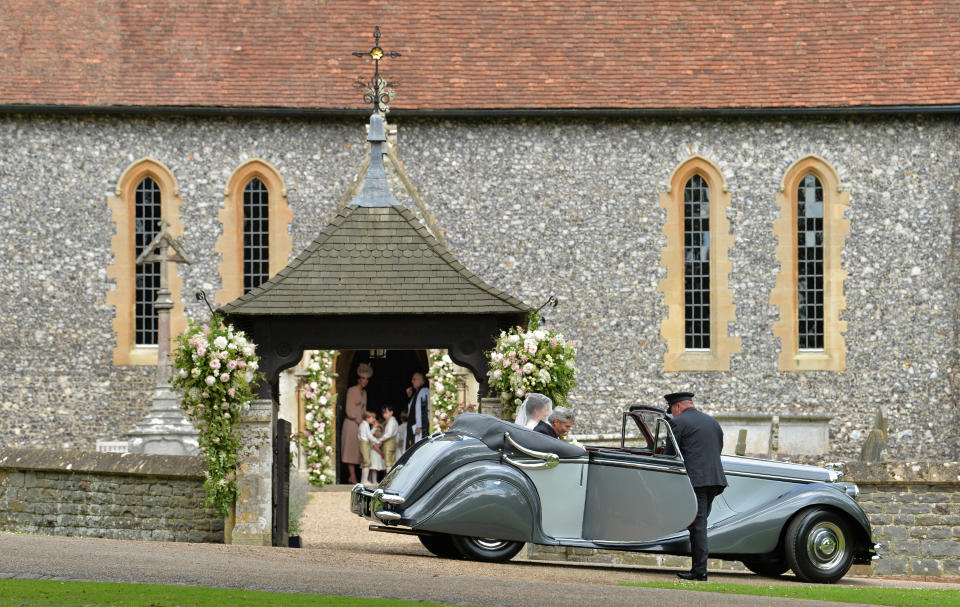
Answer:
219;204;528;316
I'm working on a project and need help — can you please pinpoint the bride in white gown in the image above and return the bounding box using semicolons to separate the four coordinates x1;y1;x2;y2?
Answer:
513;393;553;429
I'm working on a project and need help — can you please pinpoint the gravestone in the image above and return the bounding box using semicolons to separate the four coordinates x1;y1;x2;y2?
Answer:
859;406;888;462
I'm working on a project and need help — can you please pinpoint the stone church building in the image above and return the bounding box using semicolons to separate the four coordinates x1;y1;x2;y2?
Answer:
1;1;958;463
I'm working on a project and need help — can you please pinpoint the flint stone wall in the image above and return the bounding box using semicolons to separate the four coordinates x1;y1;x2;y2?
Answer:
528;461;960;580
0;448;223;542
0;113;957;460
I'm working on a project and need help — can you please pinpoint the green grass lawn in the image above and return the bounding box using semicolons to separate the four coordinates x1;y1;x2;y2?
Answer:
625;581;960;607
0;579;471;607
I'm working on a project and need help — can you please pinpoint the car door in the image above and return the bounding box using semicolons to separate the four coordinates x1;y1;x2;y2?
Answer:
520;453;590;540
581;410;697;543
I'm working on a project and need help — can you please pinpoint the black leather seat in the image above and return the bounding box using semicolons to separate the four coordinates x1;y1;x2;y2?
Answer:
449;412;587;459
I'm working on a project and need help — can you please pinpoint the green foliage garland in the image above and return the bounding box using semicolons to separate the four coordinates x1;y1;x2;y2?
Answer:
170;313;263;517
300;350;338;486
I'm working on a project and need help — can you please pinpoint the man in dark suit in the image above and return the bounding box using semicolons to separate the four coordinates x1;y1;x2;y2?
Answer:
533;407;574;439
665;392;727;581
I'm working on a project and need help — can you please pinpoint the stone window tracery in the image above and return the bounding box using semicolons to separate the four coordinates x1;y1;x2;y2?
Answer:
216;160;292;306
684;174;711;350
659;156;740;371
242;177;270;294
106;158;186;365
134;177;162;345
772;156;849;371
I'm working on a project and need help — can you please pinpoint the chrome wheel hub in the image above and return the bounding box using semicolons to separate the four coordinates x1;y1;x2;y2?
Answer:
471;538;509;550
807;522;846;570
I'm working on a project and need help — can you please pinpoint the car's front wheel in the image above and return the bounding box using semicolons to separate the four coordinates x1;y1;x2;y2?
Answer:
784;508;853;583
742;558;790;578
418;533;462;559
450;535;525;563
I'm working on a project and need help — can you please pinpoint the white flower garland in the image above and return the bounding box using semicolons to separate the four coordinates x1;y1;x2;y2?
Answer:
486;320;577;421
428;349;467;431
300;350;337;486
170;314;262;516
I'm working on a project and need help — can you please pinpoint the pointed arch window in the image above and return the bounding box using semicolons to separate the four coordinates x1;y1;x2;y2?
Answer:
772;156;849;371
106;159;186;365
134;177;162;345
684;174;711;350
242;177;270;293
797;173;824;350
659;156;740;371
216;160;293;305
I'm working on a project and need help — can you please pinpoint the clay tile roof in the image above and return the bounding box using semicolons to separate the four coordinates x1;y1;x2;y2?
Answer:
1;1;958;111
219;205;530;316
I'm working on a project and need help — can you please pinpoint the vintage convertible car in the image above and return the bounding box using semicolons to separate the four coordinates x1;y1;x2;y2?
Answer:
351;408;878;583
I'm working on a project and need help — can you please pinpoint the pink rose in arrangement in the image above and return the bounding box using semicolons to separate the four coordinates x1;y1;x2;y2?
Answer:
210;359;220;370
221;403;229;410
220;373;230;383
227;388;236;397
204;376;216;386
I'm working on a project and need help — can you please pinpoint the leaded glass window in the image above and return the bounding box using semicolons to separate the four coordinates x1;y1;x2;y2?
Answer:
684;174;710;350
243;177;269;293
134;177;161;346
797;173;824;349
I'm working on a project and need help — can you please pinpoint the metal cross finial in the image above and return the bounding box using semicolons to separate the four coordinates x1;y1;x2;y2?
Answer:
352;25;401;113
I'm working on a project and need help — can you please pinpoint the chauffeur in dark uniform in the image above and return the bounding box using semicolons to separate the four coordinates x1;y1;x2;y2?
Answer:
665;392;727;581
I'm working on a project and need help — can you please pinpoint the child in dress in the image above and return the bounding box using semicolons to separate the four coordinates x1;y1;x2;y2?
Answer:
380;407;399;469
358;410;384;488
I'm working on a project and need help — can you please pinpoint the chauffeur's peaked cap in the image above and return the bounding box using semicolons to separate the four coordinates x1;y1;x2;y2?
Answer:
663;392;695;406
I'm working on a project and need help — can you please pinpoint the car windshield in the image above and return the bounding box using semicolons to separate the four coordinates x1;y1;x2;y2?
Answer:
622;411;658;451
622;408;678;457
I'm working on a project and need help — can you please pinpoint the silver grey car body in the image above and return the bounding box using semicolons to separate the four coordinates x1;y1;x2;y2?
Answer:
351;409;877;583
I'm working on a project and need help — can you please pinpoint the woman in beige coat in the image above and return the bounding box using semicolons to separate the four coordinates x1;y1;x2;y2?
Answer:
341;363;373;484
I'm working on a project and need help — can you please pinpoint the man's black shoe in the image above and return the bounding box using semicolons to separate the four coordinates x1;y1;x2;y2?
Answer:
676;571;708;581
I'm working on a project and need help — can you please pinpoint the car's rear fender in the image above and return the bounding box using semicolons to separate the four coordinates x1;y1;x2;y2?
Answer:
401;460;543;544
380;435;497;504
709;483;873;558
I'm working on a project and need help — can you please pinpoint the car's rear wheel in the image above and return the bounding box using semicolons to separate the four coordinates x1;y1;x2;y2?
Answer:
784;508;853;583
450;535;525;563
418;533;461;558
742;558;790;578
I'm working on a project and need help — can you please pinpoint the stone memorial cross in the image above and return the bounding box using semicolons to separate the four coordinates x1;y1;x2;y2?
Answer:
127;220;199;455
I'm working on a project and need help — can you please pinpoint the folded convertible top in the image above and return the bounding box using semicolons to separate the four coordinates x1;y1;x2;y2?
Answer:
450;412;587;459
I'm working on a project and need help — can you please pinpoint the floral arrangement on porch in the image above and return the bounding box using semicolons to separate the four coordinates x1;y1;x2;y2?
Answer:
485;316;577;421
427;349;473;431
170;314;262;517
300;350;338;486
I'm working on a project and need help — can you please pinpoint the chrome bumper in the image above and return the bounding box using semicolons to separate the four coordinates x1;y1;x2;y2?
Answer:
350;483;404;523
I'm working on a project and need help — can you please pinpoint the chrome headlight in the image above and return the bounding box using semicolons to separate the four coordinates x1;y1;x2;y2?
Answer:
835;481;860;500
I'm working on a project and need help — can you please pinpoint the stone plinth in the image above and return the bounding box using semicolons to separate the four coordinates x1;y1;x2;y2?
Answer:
126;386;199;456
230;399;273;546
479;398;503;419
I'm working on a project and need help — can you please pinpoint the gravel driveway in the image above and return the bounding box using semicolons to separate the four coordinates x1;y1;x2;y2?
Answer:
0;489;955;607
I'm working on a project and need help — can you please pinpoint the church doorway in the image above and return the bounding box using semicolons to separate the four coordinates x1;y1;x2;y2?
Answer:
334;349;428;484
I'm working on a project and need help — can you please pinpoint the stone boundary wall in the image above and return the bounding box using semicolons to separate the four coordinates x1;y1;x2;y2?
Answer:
528;461;960;580
0;449;223;542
